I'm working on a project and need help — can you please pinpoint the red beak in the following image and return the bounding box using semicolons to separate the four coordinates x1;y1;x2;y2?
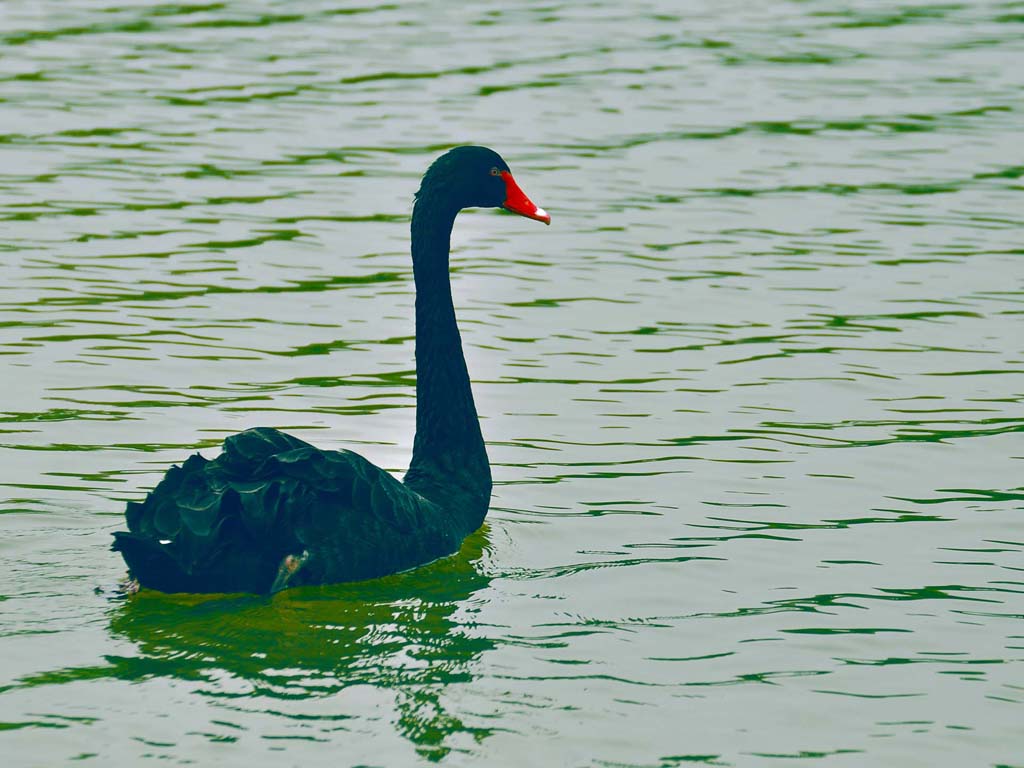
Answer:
500;171;550;225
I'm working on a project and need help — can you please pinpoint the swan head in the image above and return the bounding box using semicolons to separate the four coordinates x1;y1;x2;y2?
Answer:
417;145;550;225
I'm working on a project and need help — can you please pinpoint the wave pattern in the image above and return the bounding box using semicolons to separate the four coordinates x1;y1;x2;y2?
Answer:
1;0;1022;765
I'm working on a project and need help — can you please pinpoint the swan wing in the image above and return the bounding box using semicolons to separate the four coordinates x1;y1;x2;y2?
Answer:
112;427;455;593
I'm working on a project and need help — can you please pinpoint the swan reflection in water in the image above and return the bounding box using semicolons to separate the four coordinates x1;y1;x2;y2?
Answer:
106;528;494;759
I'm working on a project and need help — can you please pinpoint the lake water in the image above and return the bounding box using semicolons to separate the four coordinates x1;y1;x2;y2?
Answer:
2;1;1023;765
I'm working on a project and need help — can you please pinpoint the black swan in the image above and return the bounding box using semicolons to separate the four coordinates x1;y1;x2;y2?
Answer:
112;146;549;594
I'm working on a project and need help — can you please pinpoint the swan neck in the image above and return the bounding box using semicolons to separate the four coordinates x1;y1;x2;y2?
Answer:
404;195;491;527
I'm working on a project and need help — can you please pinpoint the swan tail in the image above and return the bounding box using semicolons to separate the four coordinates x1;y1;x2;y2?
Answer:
111;531;195;593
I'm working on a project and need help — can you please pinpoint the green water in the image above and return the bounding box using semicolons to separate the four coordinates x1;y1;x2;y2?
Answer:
2;1;1023;765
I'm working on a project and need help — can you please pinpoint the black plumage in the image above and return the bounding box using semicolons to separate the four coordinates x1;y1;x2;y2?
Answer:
113;428;457;593
112;146;549;594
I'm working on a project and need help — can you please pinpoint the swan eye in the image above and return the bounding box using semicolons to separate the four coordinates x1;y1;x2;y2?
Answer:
490;167;500;176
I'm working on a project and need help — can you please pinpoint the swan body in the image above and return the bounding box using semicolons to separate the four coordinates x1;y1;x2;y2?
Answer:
112;146;549;594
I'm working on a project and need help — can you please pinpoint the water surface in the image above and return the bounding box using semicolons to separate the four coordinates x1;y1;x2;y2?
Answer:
2;1;1023;766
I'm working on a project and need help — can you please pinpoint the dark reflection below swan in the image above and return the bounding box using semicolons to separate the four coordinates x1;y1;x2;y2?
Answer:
112;146;549;594
102;531;492;759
